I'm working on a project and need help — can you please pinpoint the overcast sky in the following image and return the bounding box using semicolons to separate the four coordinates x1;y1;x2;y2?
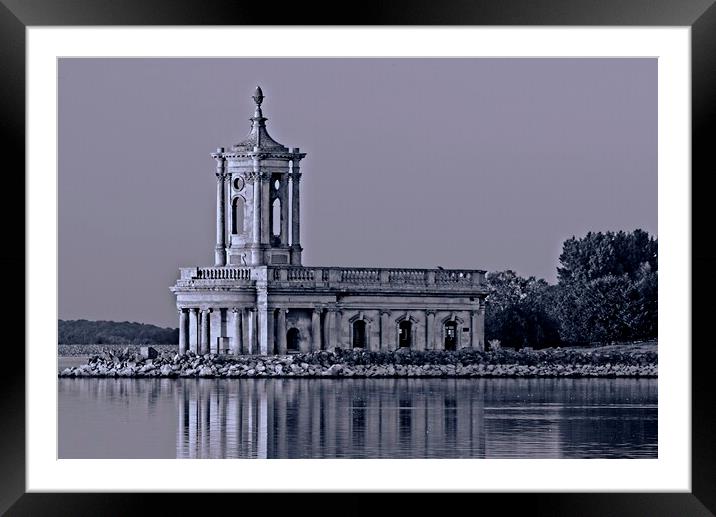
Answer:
58;58;656;328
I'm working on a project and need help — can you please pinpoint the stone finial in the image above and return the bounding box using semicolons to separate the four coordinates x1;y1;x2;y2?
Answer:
252;85;264;107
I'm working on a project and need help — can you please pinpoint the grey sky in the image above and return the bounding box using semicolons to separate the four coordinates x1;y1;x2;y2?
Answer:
58;58;657;328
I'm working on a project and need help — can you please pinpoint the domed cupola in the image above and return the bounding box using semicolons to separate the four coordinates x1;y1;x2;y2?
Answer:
232;86;288;152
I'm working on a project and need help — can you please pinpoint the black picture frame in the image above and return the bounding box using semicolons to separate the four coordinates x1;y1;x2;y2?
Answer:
3;1;715;514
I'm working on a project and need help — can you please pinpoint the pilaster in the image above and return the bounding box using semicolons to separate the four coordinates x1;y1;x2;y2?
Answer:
380;310;391;351
472;299;485;351
311;307;322;352
426;310;436;351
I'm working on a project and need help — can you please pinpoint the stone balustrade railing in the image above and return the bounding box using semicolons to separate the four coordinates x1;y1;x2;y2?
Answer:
341;268;381;283
388;269;428;284
287;268;314;281
435;270;475;283
178;266;485;289
197;267;251;280
179;267;252;282
273;266;485;288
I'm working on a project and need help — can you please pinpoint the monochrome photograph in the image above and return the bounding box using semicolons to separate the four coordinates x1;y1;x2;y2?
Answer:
57;57;657;460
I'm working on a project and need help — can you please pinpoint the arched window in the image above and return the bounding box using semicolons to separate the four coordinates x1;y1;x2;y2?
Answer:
352;320;367;348
398;321;412;348
272;198;281;237
232;197;245;234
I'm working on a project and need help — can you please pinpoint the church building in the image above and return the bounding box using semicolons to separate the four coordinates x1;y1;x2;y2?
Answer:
170;86;488;355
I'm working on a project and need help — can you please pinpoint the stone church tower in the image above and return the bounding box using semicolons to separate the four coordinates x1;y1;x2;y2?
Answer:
171;86;488;356
213;86;305;268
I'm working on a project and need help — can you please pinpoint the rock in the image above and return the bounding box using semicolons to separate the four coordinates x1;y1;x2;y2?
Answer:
140;346;159;359
160;364;174;376
326;364;343;375
199;366;214;377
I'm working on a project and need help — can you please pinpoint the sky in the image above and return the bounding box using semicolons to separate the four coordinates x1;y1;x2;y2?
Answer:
58;58;657;328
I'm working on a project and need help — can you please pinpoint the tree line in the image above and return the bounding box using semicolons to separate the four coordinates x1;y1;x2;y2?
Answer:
485;229;657;348
58;319;179;345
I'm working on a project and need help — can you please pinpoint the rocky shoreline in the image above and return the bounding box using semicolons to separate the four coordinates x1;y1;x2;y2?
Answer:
59;346;657;378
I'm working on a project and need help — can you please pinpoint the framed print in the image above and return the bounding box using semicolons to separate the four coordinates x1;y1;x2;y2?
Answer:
3;0;715;514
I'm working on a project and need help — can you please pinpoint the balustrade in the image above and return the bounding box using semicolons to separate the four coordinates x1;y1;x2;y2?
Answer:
181;266;483;287
341;268;380;283
195;267;251;280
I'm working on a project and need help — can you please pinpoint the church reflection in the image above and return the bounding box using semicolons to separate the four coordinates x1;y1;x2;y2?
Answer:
176;378;489;459
175;378;657;459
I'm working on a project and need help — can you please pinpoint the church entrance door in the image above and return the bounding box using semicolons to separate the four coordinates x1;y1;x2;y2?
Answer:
287;328;300;353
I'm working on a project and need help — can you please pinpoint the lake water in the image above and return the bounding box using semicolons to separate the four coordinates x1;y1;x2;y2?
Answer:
58;377;657;459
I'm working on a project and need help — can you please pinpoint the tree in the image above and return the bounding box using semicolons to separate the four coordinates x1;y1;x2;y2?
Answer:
58;320;179;345
485;270;560;349
554;230;657;344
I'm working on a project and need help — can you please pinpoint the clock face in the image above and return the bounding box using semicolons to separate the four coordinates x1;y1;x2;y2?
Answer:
233;177;245;192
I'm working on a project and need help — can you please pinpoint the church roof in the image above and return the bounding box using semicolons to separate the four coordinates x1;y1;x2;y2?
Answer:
231;85;288;152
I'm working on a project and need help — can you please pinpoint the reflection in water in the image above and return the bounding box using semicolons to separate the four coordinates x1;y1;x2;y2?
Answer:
58;378;656;459
172;378;656;459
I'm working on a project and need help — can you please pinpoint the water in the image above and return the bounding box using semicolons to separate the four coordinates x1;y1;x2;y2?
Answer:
58;377;657;459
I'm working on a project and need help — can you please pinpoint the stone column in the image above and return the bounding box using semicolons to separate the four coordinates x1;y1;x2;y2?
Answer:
200;308;211;355
277;309;287;355
265;310;275;356
247;308;257;355
260;173;271;246
426;310;436;351
241;309;250;355
257;308;269;355
280;176;289;245
178;308;189;354
214;157;227;267
189;308;199;353
231;307;242;355
225;174;232;246
252;173;261;243
256;284;269;355
251;149;262;265
290;164;302;264
380;310;391;351
311;307;322;352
